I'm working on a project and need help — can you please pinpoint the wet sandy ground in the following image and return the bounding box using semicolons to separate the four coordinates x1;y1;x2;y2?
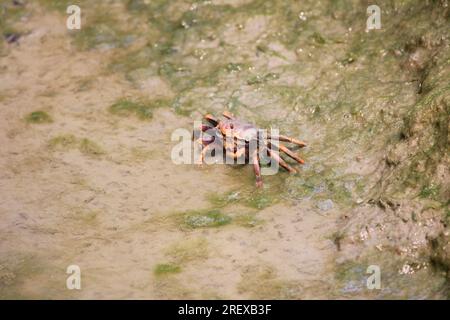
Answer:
0;1;448;299
0;7;336;299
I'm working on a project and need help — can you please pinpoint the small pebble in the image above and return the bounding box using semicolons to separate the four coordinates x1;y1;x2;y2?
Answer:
317;199;334;211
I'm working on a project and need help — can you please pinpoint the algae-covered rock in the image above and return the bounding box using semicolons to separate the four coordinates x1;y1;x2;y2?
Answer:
430;231;450;277
382;49;450;204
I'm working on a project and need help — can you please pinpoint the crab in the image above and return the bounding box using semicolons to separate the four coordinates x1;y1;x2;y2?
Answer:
193;111;306;187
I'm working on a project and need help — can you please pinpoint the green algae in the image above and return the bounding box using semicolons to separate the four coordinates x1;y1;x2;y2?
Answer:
237;264;303;299
245;191;277;210
207;191;241;208
48;134;78;149
154;263;181;276
233;213;263;228
25;111;53;124
208;187;280;211
48;134;105;157
420;184;441;200
109;98;168;120
166;238;209;264
182;209;231;229
79;138;105;156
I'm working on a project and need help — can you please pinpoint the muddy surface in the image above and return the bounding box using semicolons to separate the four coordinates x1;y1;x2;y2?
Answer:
0;0;449;299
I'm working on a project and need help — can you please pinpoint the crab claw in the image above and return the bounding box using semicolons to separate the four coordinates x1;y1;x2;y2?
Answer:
204;114;219;126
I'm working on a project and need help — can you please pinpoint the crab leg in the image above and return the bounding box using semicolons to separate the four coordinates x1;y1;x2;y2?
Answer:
196;143;215;164
268;134;306;148
222;110;235;119
252;150;263;188
266;148;297;173
267;141;305;164
277;144;305;164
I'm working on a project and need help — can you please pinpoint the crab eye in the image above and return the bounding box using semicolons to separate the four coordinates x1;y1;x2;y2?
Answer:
229;123;234;129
